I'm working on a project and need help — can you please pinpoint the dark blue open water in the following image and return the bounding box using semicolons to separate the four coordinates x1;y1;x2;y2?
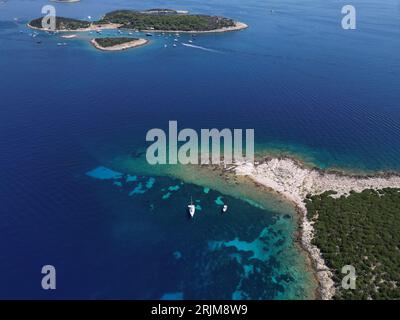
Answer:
0;0;399;299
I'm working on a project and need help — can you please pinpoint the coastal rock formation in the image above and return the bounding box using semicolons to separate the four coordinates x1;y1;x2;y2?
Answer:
234;157;400;299
236;158;400;201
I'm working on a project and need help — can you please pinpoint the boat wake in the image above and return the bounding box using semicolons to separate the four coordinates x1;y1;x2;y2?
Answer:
181;43;220;53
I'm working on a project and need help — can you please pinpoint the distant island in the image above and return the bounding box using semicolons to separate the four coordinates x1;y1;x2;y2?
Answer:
51;0;80;3
91;37;149;51
28;8;248;33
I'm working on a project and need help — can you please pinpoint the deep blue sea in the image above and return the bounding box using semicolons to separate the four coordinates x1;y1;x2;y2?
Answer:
0;0;399;299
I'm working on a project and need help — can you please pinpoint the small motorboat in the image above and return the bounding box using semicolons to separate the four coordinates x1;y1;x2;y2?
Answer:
173;43;177;47
222;205;228;213
146;33;153;37
188;197;195;218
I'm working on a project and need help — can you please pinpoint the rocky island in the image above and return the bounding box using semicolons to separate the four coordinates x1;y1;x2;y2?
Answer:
91;37;149;51
28;8;248;33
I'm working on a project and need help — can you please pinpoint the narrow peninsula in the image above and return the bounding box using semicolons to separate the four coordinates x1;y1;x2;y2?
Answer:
28;17;121;32
233;157;400;299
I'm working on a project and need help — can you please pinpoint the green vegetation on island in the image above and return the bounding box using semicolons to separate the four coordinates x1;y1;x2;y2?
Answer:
99;9;236;31
94;37;139;48
29;16;90;30
29;8;238;32
305;188;400;299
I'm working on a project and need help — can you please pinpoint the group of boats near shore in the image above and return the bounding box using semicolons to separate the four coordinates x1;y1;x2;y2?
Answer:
188;197;228;218
25;8;248;51
22;26;199;50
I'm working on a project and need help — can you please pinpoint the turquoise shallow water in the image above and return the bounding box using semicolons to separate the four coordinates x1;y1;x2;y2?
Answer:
83;165;314;299
0;0;399;299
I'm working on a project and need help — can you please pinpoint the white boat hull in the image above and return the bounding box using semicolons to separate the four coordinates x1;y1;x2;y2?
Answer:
188;205;195;217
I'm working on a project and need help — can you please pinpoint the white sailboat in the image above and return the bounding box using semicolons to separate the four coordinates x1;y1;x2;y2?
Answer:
222;205;228;213
188;197;195;218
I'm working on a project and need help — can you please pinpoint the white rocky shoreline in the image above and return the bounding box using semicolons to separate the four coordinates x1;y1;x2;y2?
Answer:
231;157;400;300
